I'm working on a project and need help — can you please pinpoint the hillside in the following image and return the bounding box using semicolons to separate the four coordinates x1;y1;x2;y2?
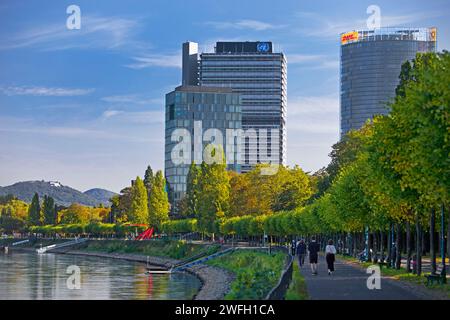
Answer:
0;181;116;207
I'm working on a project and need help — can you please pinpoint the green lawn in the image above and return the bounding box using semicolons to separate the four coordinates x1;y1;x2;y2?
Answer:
285;261;309;300
206;249;286;300
80;239;219;260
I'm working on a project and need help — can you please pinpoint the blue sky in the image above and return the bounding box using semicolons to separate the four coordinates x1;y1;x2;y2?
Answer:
0;0;449;192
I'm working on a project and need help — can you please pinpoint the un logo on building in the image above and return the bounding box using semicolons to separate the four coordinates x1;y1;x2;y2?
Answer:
257;42;270;53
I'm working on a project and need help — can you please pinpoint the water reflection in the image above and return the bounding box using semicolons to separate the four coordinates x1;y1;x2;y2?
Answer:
0;251;200;300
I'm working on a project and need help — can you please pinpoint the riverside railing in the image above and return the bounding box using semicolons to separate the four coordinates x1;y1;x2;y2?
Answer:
265;247;294;300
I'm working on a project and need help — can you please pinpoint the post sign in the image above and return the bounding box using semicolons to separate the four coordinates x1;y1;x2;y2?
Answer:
341;31;359;45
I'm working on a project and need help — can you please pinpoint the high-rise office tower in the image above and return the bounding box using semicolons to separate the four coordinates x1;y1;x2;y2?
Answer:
198;41;287;172
182;42;199;86
165;85;242;206
340;27;437;137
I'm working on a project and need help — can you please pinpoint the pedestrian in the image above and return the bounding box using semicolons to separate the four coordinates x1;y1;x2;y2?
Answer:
308;236;320;275
325;239;337;275
291;239;296;256
296;239;307;267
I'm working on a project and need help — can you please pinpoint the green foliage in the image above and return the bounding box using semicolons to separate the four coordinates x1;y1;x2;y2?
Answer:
59;203;90;224
148;171;170;230
28;193;41;226
185;162;201;217
42;195;56;225
161;218;197;234
197;159;230;234
206;250;285;300
82;239;208;259
285;262;309;300
129;176;149;224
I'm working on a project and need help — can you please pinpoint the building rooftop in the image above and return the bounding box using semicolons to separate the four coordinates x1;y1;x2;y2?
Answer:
340;27;437;45
173;85;234;93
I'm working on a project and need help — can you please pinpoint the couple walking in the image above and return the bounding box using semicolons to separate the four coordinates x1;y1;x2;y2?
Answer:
296;237;337;276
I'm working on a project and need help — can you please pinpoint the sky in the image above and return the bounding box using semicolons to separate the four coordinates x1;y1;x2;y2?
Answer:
0;0;449;193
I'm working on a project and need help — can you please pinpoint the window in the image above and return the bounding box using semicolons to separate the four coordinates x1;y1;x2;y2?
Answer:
169;104;175;120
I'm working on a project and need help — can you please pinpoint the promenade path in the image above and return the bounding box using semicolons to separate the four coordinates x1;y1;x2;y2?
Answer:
298;255;441;300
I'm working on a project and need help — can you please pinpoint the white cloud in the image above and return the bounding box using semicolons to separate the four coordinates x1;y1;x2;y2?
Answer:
101;94;164;105
295;11;443;39
205;19;284;31
0;86;94;96
0;15;141;51
101;110;164;124
125;53;182;69
102;110;124;118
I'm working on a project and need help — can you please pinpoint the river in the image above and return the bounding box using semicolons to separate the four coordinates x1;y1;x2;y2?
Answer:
0;251;201;300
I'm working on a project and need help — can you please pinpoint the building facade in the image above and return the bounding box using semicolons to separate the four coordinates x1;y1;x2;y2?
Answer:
198;41;287;172
340;27;437;137
164;85;242;205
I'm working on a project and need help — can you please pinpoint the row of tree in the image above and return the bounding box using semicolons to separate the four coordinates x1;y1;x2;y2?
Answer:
176;157;313;238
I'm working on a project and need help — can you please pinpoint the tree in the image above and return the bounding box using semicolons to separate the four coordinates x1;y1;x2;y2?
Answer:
42;195;56;225
272;166;313;212
0;207;25;233
148;171;170;231
128;177;149;224
28;193;41;226
59;203;90;224
184;162;201;217
197;147;230;235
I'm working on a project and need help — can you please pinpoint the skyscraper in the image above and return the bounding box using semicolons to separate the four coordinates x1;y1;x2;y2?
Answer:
198;41;287;172
164;85;242;206
182;42;199;86
340;27;437;137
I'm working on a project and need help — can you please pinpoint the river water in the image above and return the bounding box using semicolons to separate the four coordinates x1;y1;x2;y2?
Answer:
0;251;201;300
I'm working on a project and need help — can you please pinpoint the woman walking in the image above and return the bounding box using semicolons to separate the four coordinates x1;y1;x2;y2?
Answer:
325;239;337;275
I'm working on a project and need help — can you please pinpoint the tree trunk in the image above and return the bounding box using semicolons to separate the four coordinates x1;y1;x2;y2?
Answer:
386;223;392;267
406;221;412;273
395;223;401;269
415;213;422;276
430;208;436;274
367;230;372;261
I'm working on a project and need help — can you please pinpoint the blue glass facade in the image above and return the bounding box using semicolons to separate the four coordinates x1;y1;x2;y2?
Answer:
164;86;242;205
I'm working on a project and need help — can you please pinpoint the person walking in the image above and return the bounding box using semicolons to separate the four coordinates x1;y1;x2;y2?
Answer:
325;239;337;275
291;239;296;256
296;239;307;268
308;236;320;275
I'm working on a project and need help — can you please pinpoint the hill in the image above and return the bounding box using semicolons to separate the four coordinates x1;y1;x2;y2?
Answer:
0;181;116;207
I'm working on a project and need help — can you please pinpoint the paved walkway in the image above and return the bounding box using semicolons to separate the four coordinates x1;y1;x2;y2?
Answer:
298;255;437;300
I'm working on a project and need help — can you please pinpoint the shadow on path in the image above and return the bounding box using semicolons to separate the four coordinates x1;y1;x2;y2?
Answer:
297;255;424;300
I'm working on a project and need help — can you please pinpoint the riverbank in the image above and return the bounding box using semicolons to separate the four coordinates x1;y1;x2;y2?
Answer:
53;249;235;300
4;240;234;300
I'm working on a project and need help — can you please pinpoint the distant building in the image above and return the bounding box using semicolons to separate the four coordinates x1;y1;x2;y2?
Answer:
192;41;287;172
164;85;242;206
340;27;437;137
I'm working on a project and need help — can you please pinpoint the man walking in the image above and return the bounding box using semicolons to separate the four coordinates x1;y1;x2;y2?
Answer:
308;236;320;275
296;239;307;268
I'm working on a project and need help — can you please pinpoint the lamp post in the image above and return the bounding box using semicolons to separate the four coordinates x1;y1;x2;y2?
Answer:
441;204;446;283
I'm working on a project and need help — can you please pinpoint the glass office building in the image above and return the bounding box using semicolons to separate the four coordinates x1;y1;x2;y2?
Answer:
199;42;287;172
340;27;437;137
164;85;242;205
